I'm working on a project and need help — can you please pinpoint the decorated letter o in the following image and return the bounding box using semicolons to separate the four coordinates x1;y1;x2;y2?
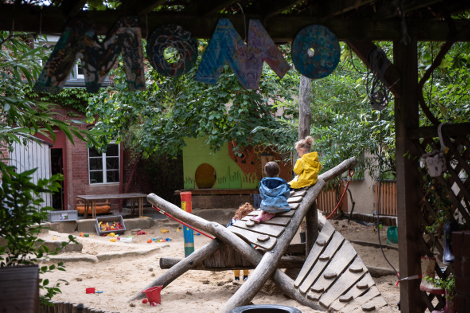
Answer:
146;24;198;77
292;25;340;79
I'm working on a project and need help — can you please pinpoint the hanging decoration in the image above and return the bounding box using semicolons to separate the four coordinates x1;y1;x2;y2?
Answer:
34;16;145;94
292;25;340;79
146;24;198;77
195;18;290;89
421;123;448;177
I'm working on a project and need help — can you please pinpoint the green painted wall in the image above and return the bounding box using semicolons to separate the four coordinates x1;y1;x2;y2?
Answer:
183;137;259;189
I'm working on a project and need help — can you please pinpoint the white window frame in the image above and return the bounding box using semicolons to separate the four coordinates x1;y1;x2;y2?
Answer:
88;143;120;185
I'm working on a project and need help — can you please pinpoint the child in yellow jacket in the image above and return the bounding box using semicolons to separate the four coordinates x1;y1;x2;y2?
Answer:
289;136;322;189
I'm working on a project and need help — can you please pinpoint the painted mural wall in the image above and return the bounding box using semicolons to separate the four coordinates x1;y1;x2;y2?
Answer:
183;137;293;190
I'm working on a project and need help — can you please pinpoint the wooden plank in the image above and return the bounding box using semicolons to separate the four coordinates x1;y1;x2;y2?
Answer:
294;221;335;288
227;226;277;250
291;189;307;197
330;273;376;311
279;210;295;217
340;286;381;312
318;256;367;308
409;122;470;139
288;196;303;203
350;296;388;313
242;215;291;226
233;219;285;237
299;231;345;294
311;241;357;298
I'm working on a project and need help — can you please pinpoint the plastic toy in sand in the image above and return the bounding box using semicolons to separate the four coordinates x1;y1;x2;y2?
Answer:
165;238;172;242
141;286;162;305
110;238;116;242
160;229;169;233
142;299;148;304
137;231;148;235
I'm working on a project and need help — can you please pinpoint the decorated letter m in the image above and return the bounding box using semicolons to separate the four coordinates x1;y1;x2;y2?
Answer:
34;16;145;94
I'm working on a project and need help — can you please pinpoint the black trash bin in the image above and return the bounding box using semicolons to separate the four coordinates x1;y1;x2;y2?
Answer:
231;304;302;313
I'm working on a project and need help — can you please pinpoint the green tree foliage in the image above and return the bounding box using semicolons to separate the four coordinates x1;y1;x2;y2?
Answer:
0;31;94;305
87;43;299;158
418;41;470;125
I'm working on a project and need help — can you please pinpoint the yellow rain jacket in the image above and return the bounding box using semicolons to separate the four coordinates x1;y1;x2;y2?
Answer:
289;152;322;189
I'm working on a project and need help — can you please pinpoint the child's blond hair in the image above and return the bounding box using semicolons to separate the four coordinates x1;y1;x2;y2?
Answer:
234;202;255;220
295;136;314;154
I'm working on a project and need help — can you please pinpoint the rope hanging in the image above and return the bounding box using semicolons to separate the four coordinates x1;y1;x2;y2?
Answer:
326;169;355;219
152;205;215;240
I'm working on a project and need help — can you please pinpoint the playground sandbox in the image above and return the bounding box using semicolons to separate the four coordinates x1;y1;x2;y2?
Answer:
40;218;401;313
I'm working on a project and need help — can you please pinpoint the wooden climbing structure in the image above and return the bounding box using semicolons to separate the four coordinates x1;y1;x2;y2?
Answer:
128;157;389;312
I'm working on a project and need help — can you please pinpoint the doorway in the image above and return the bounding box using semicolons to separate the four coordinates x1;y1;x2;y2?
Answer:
51;148;65;210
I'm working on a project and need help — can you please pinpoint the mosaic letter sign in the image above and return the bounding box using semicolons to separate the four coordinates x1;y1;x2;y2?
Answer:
146;24;198;78
34;16;145;94
195;18;290;89
292;25;340;79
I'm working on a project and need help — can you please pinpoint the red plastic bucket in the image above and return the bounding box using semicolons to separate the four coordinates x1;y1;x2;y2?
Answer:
141;286;163;304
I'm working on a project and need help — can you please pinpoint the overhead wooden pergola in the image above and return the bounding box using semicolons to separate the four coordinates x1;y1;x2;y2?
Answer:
1;0;470;312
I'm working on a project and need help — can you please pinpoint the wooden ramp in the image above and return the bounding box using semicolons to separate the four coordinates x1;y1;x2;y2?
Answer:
226;189;307;251
294;215;389;312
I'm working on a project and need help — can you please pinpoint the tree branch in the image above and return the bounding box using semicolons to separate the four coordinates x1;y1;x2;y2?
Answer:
417;14;470;125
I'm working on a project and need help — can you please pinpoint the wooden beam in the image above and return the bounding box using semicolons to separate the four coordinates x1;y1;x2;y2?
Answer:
184;0;238;17
346;40;401;98
60;0;87;17
393;36;427;313
373;0;445;20
408;122;470;139
1;4;470;42
313;0;376;19
129;0;167;15
263;0;305;20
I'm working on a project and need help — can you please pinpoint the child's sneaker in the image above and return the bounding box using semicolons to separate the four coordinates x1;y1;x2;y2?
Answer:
251;212;276;224
234;276;240;281
243;275;248;281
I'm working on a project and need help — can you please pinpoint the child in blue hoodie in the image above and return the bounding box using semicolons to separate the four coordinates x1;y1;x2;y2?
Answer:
252;161;290;224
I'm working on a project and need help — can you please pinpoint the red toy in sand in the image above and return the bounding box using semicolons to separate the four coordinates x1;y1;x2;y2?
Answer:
137;231;147;235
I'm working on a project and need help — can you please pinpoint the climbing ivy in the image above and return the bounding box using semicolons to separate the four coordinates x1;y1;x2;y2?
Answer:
24;86;91;115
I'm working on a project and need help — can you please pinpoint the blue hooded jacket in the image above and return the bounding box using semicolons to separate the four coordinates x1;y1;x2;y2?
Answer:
259;177;291;213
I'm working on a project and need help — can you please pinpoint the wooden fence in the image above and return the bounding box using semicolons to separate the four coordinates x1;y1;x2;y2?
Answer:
317;183;348;215
374;181;397;216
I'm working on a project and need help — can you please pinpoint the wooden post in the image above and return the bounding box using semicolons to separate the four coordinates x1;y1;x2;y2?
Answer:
298;75;312;140
305;201;318;256
394;37;426;312
298;74;318;255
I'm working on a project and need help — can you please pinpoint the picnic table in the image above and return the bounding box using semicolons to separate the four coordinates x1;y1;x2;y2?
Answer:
76;193;147;219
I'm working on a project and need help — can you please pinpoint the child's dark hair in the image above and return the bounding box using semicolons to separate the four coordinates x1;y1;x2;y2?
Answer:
264;161;280;177
234;202;255;220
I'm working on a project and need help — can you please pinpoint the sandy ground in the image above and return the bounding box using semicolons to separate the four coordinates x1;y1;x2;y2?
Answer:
41;218;401;313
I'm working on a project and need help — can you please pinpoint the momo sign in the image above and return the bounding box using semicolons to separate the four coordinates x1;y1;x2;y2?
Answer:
35;16;340;93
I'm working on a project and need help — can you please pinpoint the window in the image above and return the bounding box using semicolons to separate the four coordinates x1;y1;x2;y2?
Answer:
88;144;120;184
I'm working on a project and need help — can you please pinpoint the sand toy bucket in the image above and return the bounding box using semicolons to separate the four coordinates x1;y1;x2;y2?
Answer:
142;286;163;304
387;226;398;245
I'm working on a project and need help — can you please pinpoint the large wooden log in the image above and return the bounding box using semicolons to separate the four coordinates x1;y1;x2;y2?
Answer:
127;239;221;302
220;179;326;312
159;255;305;270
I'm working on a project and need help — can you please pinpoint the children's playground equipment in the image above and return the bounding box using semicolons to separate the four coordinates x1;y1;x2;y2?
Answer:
129;158;389;312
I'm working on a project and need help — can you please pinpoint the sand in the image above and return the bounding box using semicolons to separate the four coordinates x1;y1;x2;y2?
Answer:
40;218;401;312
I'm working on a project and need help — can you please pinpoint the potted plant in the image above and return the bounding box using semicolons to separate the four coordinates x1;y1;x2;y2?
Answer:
427;274;455;313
